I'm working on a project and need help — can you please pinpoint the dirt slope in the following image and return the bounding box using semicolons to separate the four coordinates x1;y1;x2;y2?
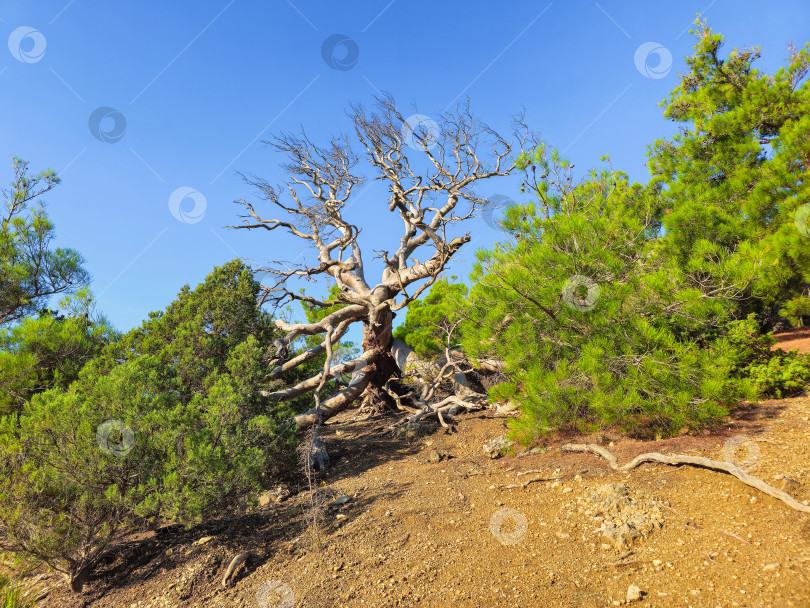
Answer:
774;327;810;355
35;393;810;608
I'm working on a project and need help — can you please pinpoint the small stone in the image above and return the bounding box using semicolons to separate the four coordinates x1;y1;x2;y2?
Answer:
626;584;642;602
336;514;347;520
332;495;352;505
483;436;511;459
192;536;214;546
562;487;573;494
762;563;780;572
652;559;662;567
779;477;805;499
428;449;450;464
258;484;291;507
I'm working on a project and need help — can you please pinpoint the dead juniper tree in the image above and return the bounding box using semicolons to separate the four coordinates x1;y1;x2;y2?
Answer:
231;95;530;430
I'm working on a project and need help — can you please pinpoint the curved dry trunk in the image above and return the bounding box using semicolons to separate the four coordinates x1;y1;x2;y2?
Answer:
66;560;94;593
233;96;526;434
359;302;399;412
293;303;398;428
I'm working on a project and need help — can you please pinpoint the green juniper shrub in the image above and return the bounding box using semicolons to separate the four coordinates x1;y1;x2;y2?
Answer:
0;260;303;592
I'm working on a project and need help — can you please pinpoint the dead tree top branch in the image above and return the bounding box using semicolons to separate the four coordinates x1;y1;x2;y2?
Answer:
230;95;533;428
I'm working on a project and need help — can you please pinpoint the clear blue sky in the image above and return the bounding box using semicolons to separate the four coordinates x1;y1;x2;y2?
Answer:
2;0;808;332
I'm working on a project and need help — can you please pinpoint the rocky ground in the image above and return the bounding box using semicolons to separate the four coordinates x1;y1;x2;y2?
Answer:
27;393;808;608
24;331;810;608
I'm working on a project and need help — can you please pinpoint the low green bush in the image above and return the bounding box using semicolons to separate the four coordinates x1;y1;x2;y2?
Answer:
0;260;303;593
726;314;810;398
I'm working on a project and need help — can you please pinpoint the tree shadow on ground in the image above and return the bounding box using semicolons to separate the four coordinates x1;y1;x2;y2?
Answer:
56;410;436;607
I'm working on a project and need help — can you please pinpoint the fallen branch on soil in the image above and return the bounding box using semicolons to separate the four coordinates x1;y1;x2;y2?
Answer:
502;475;561;490
608;551;634;566
222;551;251;587
656;500;688;519
718;530;751;545
516;469;548;477
560;443;810;515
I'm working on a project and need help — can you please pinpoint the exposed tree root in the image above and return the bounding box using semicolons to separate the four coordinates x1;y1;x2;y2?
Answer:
561;443;810;514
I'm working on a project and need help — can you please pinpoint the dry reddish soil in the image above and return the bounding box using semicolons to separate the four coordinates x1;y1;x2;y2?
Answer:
774;327;810;355
30;388;810;608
